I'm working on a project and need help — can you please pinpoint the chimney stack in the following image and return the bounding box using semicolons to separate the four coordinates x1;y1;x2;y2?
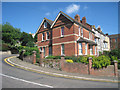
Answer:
97;26;102;32
74;14;80;23
82;17;86;25
106;33;108;36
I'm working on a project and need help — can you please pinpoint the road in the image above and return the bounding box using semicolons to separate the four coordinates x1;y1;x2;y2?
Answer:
1;54;119;88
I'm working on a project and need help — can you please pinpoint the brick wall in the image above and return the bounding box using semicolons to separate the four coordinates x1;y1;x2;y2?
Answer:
60;56;118;77
23;55;34;64
91;66;114;76
62;62;88;74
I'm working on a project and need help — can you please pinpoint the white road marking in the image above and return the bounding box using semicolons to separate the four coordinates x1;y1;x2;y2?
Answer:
0;73;53;88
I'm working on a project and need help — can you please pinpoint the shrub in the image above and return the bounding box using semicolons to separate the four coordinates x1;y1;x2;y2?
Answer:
80;56;88;64
65;59;73;63
99;51;102;56
45;56;61;59
1;43;10;51
65;56;79;62
19;46;40;59
92;55;111;69
103;51;110;56
10;46;19;54
109;49;120;59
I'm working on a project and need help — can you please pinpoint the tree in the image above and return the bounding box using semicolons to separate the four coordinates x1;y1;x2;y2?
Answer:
34;33;38;42
2;22;21;45
19;32;34;46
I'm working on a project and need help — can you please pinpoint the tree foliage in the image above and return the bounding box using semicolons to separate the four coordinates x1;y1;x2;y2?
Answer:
2;22;21;45
19;32;34;46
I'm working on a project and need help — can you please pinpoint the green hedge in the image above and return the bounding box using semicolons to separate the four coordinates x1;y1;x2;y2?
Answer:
45;56;61;59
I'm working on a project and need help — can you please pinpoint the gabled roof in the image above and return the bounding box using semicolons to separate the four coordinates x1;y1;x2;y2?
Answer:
44;18;53;25
51;11;94;33
35;18;53;35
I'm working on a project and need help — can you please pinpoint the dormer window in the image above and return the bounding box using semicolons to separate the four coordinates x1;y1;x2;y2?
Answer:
44;22;47;28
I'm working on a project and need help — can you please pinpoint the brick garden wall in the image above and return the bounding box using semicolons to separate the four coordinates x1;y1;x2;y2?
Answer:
61;61;116;77
59;56;118;77
23;55;33;64
62;62;88;74
91;66;115;76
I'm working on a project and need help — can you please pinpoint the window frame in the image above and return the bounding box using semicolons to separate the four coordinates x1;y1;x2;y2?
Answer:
43;47;45;56
85;43;87;55
95;46;96;55
90;46;93;55
81;28;83;37
46;32;49;40
40;47;42;52
61;27;64;37
42;33;45;41
61;44;65;55
44;22;47;28
79;27;80;36
79;43;82;55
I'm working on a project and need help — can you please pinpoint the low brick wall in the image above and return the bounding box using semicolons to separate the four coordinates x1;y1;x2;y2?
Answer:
62;62;88;74
91;66;115;77
41;59;61;70
23;55;34;64
60;55;118;77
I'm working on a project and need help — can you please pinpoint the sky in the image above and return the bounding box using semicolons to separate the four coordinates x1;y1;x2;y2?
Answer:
2;2;118;35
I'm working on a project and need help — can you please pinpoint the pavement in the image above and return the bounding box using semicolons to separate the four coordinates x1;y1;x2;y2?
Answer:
5;55;120;83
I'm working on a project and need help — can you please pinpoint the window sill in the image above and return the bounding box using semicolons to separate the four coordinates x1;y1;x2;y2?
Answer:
45;39;49;41
60;35;64;38
41;40;45;42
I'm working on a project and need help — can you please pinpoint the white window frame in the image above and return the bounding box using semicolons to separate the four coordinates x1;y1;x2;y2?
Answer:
95;46;96;55
90;46;93;55
40;47;42;52
79;27;80;36
85;43;87;55
89;32;91;39
61;27;64;37
44;22;47;28
95;38;97;43
61;44;64;55
81;28;83;37
79;43;82;55
43;47;45;56
89;32;92;40
42;33;45;41
46;32;49;40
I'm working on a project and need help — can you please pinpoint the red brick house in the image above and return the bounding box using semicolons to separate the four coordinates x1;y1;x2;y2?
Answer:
109;34;120;50
36;11;97;58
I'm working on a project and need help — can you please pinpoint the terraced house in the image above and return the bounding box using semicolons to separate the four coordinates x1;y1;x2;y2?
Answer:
36;11;108;58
